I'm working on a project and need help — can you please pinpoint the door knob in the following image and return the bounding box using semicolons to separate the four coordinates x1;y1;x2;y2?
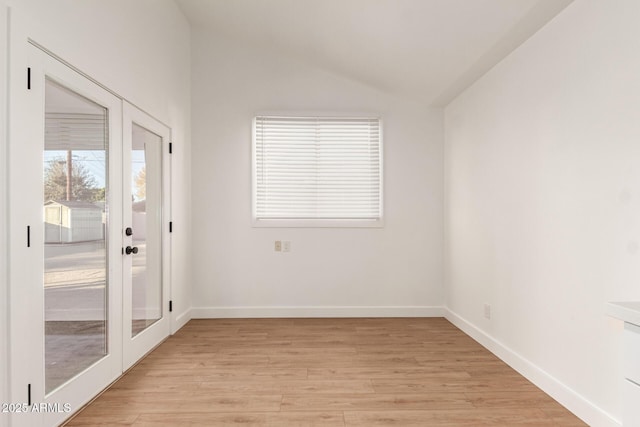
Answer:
125;227;133;236
125;246;138;255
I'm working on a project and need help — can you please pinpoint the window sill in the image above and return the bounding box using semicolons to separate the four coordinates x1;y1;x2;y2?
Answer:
252;218;384;228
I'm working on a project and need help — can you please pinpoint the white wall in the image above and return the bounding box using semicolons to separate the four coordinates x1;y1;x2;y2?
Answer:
445;1;640;425
191;31;443;317
4;0;192;328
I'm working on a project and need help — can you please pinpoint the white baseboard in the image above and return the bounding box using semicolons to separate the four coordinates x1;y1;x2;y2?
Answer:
444;308;620;427
191;305;445;318
172;307;191;333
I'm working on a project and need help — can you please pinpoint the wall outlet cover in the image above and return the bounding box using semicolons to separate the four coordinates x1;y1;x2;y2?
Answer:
484;304;491;320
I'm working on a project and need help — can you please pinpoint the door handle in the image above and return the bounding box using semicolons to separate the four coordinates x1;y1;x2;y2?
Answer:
125;246;138;255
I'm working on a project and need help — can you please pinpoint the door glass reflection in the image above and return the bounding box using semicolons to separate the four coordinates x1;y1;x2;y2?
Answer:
44;79;108;394
131;124;162;337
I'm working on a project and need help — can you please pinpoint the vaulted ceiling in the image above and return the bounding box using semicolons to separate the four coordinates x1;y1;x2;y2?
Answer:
176;0;573;106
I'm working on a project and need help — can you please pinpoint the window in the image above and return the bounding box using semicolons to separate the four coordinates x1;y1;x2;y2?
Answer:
253;116;382;227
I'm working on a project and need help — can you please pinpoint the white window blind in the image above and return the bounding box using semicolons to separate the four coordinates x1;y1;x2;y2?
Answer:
253;116;382;222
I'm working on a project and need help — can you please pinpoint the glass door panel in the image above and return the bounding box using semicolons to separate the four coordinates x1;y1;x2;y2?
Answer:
131;124;163;337
43;79;109;394
122;102;170;370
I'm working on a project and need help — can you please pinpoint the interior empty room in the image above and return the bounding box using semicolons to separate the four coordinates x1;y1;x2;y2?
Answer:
1;1;639;426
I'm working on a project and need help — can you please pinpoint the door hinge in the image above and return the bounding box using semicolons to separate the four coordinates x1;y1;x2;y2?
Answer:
169;142;173;154
27;384;31;406
169;221;173;233
27;67;31;90
169;300;173;312
27;225;31;247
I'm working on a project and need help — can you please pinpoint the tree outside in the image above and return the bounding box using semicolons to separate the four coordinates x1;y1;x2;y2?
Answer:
44;157;105;202
134;166;146;201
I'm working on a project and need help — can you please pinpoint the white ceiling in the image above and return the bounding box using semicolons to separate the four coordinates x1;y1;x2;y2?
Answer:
176;0;573;106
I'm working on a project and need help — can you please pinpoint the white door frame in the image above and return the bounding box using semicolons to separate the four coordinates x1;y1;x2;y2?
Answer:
9;43;124;427
0;5;9;427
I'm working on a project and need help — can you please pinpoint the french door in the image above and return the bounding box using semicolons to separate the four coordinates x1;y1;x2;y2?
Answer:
122;103;171;370
8;44;170;426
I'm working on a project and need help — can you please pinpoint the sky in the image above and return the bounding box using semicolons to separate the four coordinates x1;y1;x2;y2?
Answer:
44;149;146;201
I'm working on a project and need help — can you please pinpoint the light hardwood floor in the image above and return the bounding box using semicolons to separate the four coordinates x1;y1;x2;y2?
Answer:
65;318;586;426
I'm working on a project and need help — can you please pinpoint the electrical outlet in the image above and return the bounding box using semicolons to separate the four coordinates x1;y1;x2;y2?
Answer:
484;304;491;320
274;240;282;252
283;241;291;252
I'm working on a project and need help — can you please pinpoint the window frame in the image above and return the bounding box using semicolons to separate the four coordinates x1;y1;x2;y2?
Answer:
251;114;384;228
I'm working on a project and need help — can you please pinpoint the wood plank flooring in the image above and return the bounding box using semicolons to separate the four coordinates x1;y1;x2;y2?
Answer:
64;318;586;426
